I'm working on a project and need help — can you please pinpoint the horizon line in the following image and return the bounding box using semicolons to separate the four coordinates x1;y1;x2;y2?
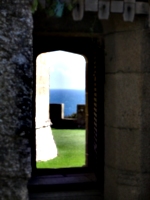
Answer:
50;88;85;90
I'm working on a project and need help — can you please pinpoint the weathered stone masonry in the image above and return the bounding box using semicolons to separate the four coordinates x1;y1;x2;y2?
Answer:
103;15;150;200
2;0;150;200
0;1;33;199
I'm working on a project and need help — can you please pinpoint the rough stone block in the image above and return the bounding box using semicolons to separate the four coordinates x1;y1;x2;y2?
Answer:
140;173;150;199
105;166;150;200
105;126;141;171
104;31;142;73
105;73;141;128
141;128;150;173
141;74;150;130
104;166;117;200
117;182;141;200
0;177;29;200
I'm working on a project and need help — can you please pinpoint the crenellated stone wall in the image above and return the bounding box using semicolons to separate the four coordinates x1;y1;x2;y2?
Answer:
50;103;85;129
0;1;33;199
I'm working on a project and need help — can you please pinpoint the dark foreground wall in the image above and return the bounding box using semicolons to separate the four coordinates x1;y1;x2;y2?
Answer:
0;1;33;199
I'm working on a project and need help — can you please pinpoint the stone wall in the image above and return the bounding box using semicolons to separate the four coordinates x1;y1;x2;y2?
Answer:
102;15;150;200
0;1;33;199
2;1;150;200
50;103;85;129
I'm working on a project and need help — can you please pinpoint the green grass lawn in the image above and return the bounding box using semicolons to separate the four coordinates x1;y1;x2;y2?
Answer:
36;128;86;169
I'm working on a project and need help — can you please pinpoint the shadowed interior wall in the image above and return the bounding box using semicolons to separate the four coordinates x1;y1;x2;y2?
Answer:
0;1;33;199
103;15;150;200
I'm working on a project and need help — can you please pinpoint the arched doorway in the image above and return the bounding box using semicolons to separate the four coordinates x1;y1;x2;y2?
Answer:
32;35;104;192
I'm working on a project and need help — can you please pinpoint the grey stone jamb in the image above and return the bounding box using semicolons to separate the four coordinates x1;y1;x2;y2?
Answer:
0;1;33;199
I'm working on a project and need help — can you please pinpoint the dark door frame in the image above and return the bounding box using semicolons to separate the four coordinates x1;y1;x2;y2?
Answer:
31;33;104;193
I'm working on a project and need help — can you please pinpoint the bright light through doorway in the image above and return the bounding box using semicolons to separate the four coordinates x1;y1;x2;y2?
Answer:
36;51;86;168
47;50;86;89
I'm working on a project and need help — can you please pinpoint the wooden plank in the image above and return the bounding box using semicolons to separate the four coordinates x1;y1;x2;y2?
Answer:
85;0;98;11
72;0;84;21
123;0;135;22
111;1;124;13
98;1;110;20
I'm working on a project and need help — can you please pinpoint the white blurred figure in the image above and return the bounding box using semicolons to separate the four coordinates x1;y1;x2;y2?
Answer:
36;118;57;161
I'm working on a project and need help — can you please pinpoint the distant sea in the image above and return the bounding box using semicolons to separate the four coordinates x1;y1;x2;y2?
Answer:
50;89;85;117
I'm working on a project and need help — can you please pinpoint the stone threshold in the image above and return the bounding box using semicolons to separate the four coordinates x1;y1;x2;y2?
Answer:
28;173;99;192
28;173;103;200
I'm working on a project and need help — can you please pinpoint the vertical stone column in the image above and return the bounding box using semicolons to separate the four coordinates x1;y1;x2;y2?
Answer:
0;1;33;199
36;53;57;161
36;54;50;128
102;15;150;200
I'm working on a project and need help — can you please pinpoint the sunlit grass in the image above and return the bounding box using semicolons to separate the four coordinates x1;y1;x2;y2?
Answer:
36;128;86;168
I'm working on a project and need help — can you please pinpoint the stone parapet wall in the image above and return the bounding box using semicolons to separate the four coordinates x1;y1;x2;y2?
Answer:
0;1;33;199
50;103;85;129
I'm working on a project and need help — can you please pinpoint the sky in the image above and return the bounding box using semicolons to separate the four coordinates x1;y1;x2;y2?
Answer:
42;51;86;90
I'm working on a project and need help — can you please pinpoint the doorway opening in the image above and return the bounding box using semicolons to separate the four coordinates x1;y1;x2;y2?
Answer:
35;50;87;169
32;36;104;185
